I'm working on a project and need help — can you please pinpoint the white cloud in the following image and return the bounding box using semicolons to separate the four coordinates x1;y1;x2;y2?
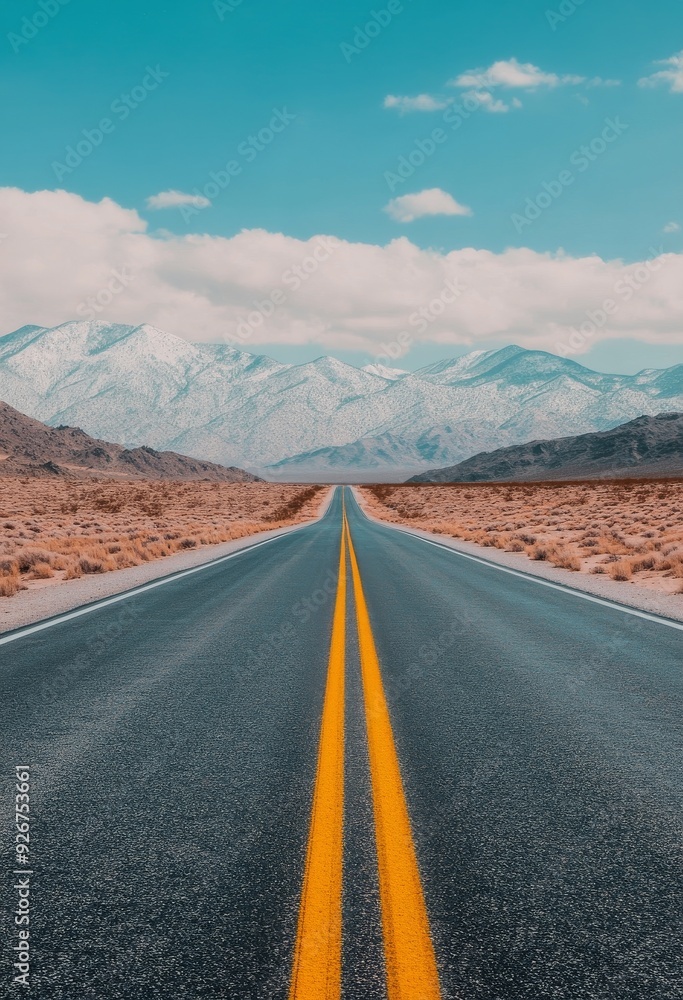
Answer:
386;58;598;119
383;94;451;113
0;187;682;357
461;90;514;113
638;50;683;92
384;188;473;223
384;89;514;114
663;221;681;233
451;58;584;91
146;189;211;210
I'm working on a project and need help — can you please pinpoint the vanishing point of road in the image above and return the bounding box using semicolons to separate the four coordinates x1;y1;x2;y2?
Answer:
1;487;681;998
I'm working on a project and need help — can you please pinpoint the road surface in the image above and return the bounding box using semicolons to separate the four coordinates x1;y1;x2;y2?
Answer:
1;487;681;998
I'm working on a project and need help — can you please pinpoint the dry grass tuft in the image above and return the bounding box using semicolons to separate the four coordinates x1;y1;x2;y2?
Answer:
0;574;21;597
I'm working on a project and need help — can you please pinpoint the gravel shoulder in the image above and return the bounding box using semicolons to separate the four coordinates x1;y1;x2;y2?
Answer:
353;488;683;626
0;487;335;635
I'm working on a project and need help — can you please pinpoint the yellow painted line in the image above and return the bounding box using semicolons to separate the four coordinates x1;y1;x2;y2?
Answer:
345;516;442;1000
289;522;347;1000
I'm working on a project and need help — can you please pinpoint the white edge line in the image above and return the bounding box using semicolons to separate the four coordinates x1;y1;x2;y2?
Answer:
349;488;683;633
0;501;332;648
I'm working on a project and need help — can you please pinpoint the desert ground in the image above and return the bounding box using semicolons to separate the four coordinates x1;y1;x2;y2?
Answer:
0;478;324;597
360;481;683;597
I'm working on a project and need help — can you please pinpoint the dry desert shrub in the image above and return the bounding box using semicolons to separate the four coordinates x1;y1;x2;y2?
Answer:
609;561;633;582
549;547;581;571
0;575;21;597
361;480;683;596
30;562;54;579
0;479;325;597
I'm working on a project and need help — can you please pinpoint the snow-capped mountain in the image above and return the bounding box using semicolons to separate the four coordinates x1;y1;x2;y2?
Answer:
0;320;681;476
361;363;410;380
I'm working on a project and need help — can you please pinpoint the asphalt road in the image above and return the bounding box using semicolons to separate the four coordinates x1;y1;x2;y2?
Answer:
1;487;681;999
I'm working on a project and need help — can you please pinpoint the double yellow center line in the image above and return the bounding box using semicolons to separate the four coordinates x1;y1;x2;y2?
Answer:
289;498;442;999
288;517;346;998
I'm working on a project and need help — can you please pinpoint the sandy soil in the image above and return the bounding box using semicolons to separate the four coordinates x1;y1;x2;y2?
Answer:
0;478;325;601
358;481;683;610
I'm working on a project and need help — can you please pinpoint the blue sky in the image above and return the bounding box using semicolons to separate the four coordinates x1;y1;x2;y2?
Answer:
1;0;682;372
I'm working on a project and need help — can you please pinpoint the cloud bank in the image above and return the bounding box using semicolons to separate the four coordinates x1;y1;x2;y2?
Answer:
0;187;681;358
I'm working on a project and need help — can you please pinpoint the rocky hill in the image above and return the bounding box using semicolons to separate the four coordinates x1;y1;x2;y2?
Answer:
0;401;259;481
409;413;683;482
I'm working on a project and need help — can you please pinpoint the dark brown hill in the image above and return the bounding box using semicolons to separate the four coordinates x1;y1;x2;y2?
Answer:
409;413;683;483
0;401;260;481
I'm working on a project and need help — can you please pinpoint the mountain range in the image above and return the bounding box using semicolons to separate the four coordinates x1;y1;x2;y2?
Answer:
0;400;258;481
0;320;681;478
409;412;683;483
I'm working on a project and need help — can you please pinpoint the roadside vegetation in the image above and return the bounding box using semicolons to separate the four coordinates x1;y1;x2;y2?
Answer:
361;481;683;596
0;479;324;597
